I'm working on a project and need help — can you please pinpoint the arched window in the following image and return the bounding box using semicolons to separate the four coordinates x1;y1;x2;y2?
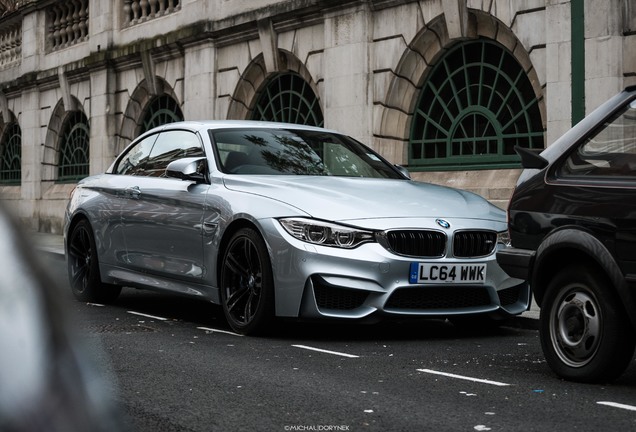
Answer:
58;111;90;182
410;39;543;170
0;122;21;185
140;94;184;135
252;72;323;127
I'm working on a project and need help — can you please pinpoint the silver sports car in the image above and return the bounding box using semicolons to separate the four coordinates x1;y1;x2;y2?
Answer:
65;121;529;335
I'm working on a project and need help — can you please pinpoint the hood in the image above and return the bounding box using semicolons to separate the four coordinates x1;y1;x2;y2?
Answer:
222;176;504;222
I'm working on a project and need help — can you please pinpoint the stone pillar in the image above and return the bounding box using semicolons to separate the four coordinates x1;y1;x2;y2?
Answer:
323;8;373;145
89;0;114;53
183;41;216;121
20;8;41;76
20;87;41;230
90;67;117;174
584;0;623;112
545;2;572;146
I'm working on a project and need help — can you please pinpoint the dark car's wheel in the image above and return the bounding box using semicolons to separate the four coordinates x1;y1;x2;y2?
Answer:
220;227;275;335
540;265;636;383
67;219;122;303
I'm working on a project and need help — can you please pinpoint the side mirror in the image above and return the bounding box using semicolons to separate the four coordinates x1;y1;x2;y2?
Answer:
395;164;411;179
515;145;548;170
166;157;209;184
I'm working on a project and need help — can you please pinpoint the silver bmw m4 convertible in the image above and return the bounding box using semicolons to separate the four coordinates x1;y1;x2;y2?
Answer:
65;121;529;335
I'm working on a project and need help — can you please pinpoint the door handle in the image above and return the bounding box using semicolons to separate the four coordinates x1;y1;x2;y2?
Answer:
124;186;141;199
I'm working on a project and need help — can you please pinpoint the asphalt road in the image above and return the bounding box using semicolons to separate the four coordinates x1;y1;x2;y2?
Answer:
39;253;636;432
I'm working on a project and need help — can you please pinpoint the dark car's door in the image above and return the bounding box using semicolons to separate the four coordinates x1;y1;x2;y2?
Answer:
118;129;209;282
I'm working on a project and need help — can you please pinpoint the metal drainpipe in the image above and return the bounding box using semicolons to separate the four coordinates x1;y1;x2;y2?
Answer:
571;0;585;126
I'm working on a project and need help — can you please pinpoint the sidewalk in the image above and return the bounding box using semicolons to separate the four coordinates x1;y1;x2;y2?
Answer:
31;230;65;257
30;230;539;324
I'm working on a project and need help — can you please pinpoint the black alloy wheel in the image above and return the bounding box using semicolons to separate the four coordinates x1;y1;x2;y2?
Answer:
540;264;636;383
220;227;274;335
67;219;121;303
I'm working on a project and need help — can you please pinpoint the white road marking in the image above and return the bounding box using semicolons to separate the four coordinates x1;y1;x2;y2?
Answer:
128;311;168;321
597;401;636;412
416;369;511;387
197;327;244;337
292;344;359;358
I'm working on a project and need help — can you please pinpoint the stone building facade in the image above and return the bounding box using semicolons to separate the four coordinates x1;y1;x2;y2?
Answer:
0;0;633;233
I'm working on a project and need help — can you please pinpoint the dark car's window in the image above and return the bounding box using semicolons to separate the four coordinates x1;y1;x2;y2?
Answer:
115;130;204;177
210;128;403;179
559;100;636;179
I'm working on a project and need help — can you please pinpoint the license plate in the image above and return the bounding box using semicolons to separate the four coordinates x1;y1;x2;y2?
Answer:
409;262;486;284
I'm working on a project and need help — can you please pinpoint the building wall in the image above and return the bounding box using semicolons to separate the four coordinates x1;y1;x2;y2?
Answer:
0;0;632;233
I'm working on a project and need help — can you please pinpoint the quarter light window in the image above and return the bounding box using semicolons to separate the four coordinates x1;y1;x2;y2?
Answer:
115;130;204;177
559;100;636;179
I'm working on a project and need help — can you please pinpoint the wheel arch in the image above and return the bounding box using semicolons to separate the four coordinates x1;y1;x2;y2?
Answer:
216;217;270;287
532;228;636;330
65;211;91;255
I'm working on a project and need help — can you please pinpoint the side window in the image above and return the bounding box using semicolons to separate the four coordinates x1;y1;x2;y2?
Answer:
559;100;636;179
145;130;204;177
115;134;158;175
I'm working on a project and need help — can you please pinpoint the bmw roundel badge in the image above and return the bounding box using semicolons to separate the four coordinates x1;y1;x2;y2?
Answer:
435;218;451;229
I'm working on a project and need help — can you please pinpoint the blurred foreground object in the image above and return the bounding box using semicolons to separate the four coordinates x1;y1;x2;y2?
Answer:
0;203;126;431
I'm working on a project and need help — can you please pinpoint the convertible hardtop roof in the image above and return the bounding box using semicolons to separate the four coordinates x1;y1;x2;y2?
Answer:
145;120;339;136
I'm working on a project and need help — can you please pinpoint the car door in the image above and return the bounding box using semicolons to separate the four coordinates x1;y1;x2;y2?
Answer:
119;129;209;282
92;133;159;269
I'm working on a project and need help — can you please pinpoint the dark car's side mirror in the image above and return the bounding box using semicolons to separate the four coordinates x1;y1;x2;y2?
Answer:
515;145;549;170
166;157;209;184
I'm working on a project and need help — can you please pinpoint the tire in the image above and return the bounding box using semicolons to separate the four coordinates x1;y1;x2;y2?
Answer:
67;219;121;303
540;265;636;383
220;227;275;335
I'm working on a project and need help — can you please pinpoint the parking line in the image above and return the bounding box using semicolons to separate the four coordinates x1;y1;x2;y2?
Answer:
128;311;168;321
292;344;359;358
416;368;511;387
197;327;244;337
597;401;636;412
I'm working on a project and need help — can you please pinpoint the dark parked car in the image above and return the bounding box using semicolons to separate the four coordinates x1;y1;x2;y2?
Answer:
497;86;636;383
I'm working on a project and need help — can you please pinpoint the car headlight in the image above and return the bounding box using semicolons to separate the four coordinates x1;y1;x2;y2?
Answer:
497;230;511;247
278;218;375;249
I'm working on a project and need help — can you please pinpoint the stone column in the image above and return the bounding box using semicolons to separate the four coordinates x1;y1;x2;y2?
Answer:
323;7;373;146
545;1;572;146
89;0;114;54
183;41;216;121
19;86;41;230
584;0;623;112
89;67;117;174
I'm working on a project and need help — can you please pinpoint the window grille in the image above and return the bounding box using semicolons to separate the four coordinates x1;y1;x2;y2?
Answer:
58;111;90;182
0;122;21;185
140;95;184;135
252;72;323;127
409;39;544;170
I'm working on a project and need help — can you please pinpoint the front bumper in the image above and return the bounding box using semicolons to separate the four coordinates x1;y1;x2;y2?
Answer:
496;247;536;281
263;219;531;321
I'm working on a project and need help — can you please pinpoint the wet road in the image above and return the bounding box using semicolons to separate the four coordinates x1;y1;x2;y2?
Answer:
41;253;636;432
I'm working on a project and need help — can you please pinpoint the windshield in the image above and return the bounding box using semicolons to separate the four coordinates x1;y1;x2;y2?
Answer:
209;128;403;179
